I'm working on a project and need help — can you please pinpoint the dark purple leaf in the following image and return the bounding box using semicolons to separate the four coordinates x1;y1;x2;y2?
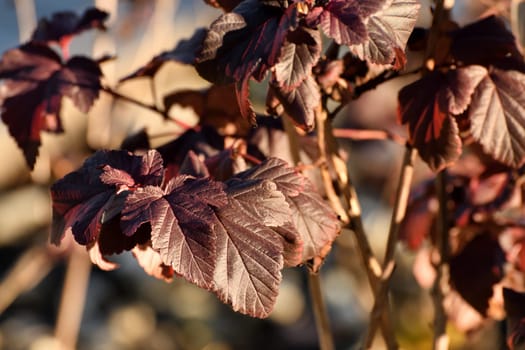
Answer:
451;15;525;72
468;68;525;168
50;150;164;245
31;7;108;46
313;0;385;46
274;26;322;90
398;66;486;171
504;288;525;350
120;28;207;81
121;177;228;290
196;0;294;84
0;43;103;168
449;233;505;315
269;75;320;131
350;0;420;68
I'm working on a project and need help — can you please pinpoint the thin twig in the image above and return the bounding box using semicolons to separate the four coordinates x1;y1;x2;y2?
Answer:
282;109;335;350
318;107;397;348
432;170;450;350
101;86;193;130
308;271;334;350
328;67;420;119
364;145;417;348
332;128;407;145
54;244;92;350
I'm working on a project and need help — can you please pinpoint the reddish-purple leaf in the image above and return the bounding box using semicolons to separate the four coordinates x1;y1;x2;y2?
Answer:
350;0;420;68
196;0;294;84
50;150;163;245
504;288;525;350
274;26;322;90
236;157;340;271
313;0;385;46
269;75;320;131
451;15;525;72
120;28;207;82
0;43;103;168
121;177;228;290
398;66;486;171
449;233;505;315
468;68;525;168
212;178;291;318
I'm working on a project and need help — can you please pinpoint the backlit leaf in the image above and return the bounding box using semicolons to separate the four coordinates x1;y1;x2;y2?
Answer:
351;0;420;68
398;66;486;171
121;177;228;289
468;68;525;167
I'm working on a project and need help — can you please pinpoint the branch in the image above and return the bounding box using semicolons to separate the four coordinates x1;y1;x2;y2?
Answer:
329;67;420;119
364;145;417;348
432;170;451;350
54;244;92;350
308;271;335;350
332;128;406;145
317;106;398;348
101;86;194;130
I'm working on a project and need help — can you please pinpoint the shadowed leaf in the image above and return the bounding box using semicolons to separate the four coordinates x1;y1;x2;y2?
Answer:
120;28;207;81
398;66;486;171
0;43;103;168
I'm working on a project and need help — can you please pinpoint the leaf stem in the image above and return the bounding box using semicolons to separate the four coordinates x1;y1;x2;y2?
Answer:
308;271;334;350
364;145;417;348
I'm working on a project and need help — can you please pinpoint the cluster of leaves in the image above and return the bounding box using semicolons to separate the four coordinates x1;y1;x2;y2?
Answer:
397;13;525;347
51;149;340;317
401;149;525;342
0;7;108;169
125;0;420;130
398;15;525;171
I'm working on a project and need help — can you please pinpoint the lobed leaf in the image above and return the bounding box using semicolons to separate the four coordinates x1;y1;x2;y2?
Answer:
50;150;163;245
0;43;103;169
351;0;420;68
269;75;320;132
398;66;486;171
468;68;525;168
312;0;385;46
121;177;228;290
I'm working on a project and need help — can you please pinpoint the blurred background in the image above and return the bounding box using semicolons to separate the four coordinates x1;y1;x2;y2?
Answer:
0;0;519;349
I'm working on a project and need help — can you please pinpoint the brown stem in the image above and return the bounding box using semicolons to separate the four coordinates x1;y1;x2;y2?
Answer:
318;107;397;348
54;244;92;350
332;128;406;145
328;67;420;119
0;245;57;313
364;145;417;348
281;111;335;350
308;271;335;350
432;170;450;350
